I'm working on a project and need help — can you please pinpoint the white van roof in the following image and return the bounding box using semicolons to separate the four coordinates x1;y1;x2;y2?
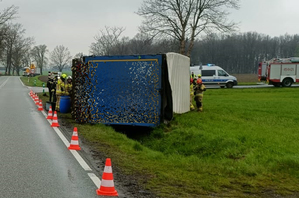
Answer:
190;65;222;70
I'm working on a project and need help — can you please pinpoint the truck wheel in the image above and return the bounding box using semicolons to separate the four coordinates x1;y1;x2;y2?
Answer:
226;82;234;88
282;78;293;87
273;83;281;87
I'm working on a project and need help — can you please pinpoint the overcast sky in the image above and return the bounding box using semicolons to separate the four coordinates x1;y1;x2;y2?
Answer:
1;0;299;57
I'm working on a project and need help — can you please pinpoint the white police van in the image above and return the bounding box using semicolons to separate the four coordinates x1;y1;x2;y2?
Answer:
190;64;238;88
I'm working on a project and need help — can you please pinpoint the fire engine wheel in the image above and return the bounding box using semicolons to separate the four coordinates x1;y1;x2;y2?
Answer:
282;78;293;87
273;83;281;87
226;82;234;88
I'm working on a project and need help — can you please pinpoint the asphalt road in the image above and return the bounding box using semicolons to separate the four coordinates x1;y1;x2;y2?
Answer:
0;76;99;198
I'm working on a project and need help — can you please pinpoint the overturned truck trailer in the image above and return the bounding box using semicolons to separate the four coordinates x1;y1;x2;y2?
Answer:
72;53;189;127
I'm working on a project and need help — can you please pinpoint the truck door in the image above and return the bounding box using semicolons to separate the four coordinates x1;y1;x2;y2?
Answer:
269;64;281;81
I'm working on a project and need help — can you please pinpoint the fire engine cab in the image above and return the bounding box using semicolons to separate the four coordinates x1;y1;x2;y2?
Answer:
258;57;299;87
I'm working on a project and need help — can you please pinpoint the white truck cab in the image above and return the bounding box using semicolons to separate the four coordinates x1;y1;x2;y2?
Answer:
190;65;238;88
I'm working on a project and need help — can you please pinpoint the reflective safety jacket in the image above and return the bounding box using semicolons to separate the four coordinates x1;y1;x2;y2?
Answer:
56;79;65;95
194;84;206;95
64;83;72;95
190;84;194;96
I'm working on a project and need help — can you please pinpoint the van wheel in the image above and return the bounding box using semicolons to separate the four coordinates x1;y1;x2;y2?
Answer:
226;82;234;88
282;78;293;87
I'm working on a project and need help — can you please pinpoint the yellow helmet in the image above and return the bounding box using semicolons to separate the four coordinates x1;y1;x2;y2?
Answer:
198;74;201;77
61;74;67;79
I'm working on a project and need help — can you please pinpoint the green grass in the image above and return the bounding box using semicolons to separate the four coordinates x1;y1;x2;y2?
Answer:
238;82;261;85
39;87;299;197
20;75;46;87
21;70;72;87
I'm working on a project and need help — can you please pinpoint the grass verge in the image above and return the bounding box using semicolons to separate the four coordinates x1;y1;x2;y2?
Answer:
20;75;46;87
39;87;299;198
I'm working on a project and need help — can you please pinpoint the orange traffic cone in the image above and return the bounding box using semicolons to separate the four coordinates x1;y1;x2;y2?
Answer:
38;100;43;111
96;158;118;196
51;111;60;127
46;105;53;119
68;127;81;150
35;95;39;105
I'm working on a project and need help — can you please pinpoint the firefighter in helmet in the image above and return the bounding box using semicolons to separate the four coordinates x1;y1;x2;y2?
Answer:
56;73;67;111
193;77;206;112
65;76;73;96
190;78;195;110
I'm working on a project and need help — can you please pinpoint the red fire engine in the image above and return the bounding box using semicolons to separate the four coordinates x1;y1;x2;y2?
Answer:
258;57;299;87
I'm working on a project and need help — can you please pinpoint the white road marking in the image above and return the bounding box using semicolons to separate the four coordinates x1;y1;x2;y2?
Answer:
69;150;92;171
19;77;25;86
38;99;101;187
88;173;102;188
0;77;9;89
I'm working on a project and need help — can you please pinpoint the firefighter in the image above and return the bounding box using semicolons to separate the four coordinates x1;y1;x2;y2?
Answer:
65;76;72;96
65;76;74;113
56;73;67;111
190;78;195;110
193;78;206;112
47;72;55;102
197;74;201;80
191;72;196;79
190;72;196;85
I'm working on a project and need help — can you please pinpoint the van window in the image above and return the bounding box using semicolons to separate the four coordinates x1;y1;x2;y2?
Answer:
202;70;215;76
218;70;228;76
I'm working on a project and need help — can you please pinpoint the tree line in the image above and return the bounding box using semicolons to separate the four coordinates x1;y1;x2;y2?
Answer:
91;29;299;74
190;33;299;74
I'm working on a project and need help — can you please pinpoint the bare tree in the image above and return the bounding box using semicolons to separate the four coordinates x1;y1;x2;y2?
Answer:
90;26;126;56
2;23;25;75
0;5;18;25
0;5;18;59
74;52;84;59
11;36;34;75
137;0;239;57
50;45;71;72
31;44;48;74
128;33;154;54
21;50;32;71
